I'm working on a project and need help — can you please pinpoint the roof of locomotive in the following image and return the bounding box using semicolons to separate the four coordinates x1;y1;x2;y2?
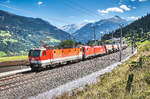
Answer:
82;46;91;48
30;47;46;50
30;46;82;50
82;45;104;48
93;46;103;48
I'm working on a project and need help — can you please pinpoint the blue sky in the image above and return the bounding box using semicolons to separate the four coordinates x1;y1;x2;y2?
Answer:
0;0;150;27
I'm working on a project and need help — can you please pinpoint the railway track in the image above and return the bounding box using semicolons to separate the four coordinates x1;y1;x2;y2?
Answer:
0;74;24;82
0;70;34;82
0;49;127;92
0;71;53;92
0;72;37;91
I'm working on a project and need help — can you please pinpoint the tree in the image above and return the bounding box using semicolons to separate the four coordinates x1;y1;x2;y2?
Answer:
87;40;94;46
59;39;75;48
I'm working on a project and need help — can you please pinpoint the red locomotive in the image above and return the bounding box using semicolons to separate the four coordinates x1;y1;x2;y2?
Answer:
28;44;127;71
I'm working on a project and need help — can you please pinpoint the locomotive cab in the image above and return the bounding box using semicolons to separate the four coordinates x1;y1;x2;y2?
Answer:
28;48;47;71
28;50;41;68
29;50;41;57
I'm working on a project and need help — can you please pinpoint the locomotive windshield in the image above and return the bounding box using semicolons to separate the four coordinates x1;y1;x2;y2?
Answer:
29;50;41;57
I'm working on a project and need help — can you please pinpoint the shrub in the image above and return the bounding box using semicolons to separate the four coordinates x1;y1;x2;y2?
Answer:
59;39;75;48
144;73;150;85
139;40;150;52
0;51;6;57
129;61;139;71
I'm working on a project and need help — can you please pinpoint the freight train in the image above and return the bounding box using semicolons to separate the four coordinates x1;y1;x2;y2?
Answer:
28;44;127;71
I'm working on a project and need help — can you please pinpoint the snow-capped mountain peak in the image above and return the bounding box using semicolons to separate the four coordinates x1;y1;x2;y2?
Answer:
72;16;128;43
61;23;87;34
113;15;122;20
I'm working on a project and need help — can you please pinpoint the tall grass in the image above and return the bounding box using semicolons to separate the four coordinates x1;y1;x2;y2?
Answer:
0;56;27;62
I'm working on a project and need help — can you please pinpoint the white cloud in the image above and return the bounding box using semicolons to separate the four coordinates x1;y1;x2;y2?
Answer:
69;16;75;18
120;5;130;11
97;7;124;14
131;0;136;1
83;19;95;23
133;7;136;9
38;1;43;5
131;0;147;2
101;14;105;16
127;16;139;20
139;0;147;2
7;0;10;3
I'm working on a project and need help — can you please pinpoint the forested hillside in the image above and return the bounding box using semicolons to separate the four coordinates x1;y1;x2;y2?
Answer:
102;14;150;41
0;10;71;57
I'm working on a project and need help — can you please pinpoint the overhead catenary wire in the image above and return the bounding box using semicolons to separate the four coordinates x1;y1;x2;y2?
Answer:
0;2;86;42
0;1;106;25
57;0;110;43
58;0;104;20
66;0;105;19
57;0;103;42
0;2;72;25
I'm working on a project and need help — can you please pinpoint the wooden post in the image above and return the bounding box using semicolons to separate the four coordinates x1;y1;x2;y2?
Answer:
139;57;143;68
119;24;123;62
126;74;134;92
93;26;96;45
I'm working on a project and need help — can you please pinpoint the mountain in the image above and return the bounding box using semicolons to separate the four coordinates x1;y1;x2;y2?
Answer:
0;10;71;56
102;14;150;41
72;16;128;43
60;23;87;34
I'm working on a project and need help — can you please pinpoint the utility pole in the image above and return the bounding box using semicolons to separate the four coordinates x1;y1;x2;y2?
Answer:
131;30;137;54
112;31;114;44
100;31;103;45
131;33;134;54
140;28;143;38
119;24;123;62
94;26;96;45
100;32;102;40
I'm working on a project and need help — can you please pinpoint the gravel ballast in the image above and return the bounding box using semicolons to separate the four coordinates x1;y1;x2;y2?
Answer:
0;48;133;99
